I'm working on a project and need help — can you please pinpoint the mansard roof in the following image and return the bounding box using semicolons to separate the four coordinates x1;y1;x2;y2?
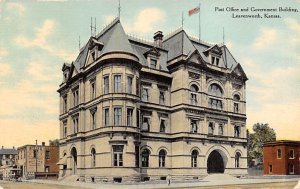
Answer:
0;148;17;155
67;17;246;79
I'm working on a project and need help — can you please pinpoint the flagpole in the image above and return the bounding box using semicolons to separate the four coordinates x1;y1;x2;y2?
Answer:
199;2;201;41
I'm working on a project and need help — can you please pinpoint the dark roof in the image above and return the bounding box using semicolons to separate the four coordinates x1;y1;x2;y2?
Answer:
263;140;300;147
67;17;245;78
0;148;17;155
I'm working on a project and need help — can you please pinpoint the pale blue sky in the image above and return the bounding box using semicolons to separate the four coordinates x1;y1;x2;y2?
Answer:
0;0;299;147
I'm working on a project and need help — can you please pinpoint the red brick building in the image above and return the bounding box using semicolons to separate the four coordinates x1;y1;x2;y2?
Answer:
263;140;300;175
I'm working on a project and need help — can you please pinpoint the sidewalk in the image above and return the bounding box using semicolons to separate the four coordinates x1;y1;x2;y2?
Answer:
24;175;300;189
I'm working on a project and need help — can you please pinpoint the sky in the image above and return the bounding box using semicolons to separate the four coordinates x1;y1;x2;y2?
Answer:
0;0;299;147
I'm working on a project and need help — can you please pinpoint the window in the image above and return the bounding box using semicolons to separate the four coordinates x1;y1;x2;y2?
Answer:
211;56;220;66
289;149;294;159
218;124;224;136
208;98;223;110
72;88;79;107
141;148;150;167
136;110;140;128
104;108;109;126
269;164;273;173
63;95;67;113
142;116;150;132
191;150;198;167
33;150;37;158
114;75;122;93
45;166;49;173
45;150;50;159
289;164;294;174
233;94;240;113
127;108;133;126
73;117;79;133
160;119;166;133
103;76;109;94
63;122;67;138
190;120;198;133
234;126;240;138
159;150;166;167
190;85;199;105
142;87;149;102
135;146;139;167
150;59;157;69
90;80;96;99
113;145;123;167
277;149;282;159
159;91;165;105
208;122;214;135
91;111;96;130
114;108;122;126
91;51;96;61
127;76;133;94
91;148;96;167
208;83;223;97
235;152;241;168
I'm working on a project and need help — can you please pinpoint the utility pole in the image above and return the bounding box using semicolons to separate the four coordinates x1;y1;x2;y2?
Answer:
35;139;37;178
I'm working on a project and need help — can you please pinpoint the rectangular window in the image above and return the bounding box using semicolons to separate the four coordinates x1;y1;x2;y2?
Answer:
103;76;109;94
142;87;149;102
91;111;96;130
136;109;140;128
269;164;273;173
104;108;109;126
114;75;122;93
159;91;165;105
33;150;37;158
45;150;50;159
113;145;123;167
114;107;122;126
63;122;67;138
209;98;223;110
127;108;133;126
234;103;239;113
63;95;67;113
142;116;150;132
45;166;49;173
72;88;79;107
191;93;197;105
135;145;139;167
190;120;198;133
289;149;294;159
289;164;294;174
277;149;282;159
90;80;96;99
208;122;214;135
127;76;133;94
160;119;166;133
218;124;224;136
234;126;240;138
150;59;157;69
211;57;215;65
73;117;79;133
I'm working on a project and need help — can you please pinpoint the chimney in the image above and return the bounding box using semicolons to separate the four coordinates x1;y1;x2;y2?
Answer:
154;31;163;48
1;146;3;149
42;142;45;146
13;146;15;149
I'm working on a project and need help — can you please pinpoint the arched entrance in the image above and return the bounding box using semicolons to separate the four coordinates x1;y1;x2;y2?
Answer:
71;147;77;174
207;150;225;173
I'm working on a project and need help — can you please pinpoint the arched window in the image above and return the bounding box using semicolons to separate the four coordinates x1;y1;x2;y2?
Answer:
141;148;150;167
191;150;199;167
235;152;241;168
233;94;240;113
208;83;223;110
91;148;96;167
190;84;199;105
159;149;167;167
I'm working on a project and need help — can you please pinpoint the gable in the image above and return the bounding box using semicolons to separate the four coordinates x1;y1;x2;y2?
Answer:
231;63;248;80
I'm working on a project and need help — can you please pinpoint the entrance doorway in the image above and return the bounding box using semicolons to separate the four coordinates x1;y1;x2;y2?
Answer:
71;147;77;174
207;150;225;173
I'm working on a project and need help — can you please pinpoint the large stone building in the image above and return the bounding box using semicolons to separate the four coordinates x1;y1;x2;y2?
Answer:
58;18;248;182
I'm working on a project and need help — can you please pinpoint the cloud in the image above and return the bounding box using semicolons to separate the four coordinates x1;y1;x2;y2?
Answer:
15;19;76;61
104;15;116;24
0;63;12;76
0;47;8;58
252;28;278;49
6;2;25;15
124;8;166;34
27;62;60;81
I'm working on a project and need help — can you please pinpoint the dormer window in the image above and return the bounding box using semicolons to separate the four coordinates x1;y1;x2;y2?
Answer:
64;72;68;81
211;56;220;66
91;51;96;61
150;59;157;69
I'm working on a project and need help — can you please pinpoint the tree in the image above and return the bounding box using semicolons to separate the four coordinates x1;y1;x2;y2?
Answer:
49;139;60;146
247;123;276;167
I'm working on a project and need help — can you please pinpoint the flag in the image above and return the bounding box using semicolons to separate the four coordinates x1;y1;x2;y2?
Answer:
188;6;200;16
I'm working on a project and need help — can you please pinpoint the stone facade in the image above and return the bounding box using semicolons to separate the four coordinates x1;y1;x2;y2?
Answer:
263;140;300;175
58;18;248;183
